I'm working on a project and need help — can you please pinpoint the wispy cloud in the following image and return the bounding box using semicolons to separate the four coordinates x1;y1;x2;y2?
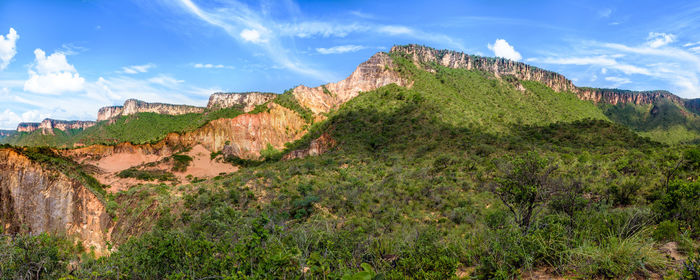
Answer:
122;63;156;74
529;33;700;98
194;63;229;69
316;45;366;55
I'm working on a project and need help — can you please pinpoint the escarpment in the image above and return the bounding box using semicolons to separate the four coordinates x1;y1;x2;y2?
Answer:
391;44;577;92
207;92;277;112
0;148;111;254
292;52;410;114
16;119;96;134
97;99;206;121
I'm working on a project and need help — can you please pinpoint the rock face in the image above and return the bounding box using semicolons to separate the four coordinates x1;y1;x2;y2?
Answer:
97;99;206;121
17;122;40;133
391;44;577;92
282;132;336;160
174;103;308;159
207;92;277;112
577;88;684;106
293;52;409;114
0;130;16;138
0;148;111;254
16;119;96;134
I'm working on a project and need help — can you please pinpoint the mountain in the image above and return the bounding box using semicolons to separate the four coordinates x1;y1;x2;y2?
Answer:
0;45;698;279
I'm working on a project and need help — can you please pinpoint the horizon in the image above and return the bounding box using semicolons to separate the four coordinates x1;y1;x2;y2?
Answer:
1;0;700;129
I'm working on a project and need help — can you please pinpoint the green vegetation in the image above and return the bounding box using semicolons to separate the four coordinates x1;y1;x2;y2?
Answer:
1;51;699;279
274;89;315;123
118;168;177;182
601;100;700;144
1;107;246;147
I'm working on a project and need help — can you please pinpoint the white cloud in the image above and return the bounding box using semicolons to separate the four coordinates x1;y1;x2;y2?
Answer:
528;55;651;75
24;49;85;94
148;75;184;87
0;28;19;70
378;25;413;35
240;29;266;43
122;63;155;74
0;109;50;129
604;76;631;85
601;68;608;74
278;21;366;38
488;39;522;61
598;8;613;18
194;63;226;69
647;32;676;48
316;45;366;55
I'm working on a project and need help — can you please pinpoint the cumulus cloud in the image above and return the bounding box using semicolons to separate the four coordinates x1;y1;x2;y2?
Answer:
316;45;365;55
24;49;85;94
488;39;522;61
122;63;155;74
0;28;19;70
647;32;676;48
0;109;50;129
240;29;266;43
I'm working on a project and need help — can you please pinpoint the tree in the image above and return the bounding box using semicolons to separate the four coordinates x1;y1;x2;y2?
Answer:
490;152;559;234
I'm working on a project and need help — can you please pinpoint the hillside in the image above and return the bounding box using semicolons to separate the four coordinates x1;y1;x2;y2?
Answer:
0;45;699;279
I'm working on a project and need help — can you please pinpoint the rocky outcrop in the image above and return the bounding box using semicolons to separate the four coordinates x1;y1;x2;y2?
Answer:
174;103;308;159
0;148;111;254
16;119;96;135
391;44;576;92
207;92;277;112
97;99;206;121
17;122;40;133
282;132;336;160
0;130;15;138
577;88;684;106
293;52;410;114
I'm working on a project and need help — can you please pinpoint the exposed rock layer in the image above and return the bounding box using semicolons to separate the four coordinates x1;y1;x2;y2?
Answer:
97;99;205;121
0;148;111;254
293;52;409;114
207;92;277;112
17;119;96;134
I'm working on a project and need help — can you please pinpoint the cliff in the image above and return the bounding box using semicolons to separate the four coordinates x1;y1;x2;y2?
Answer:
0;130;16;138
293;52;410;114
15;119;96;135
207;92;277;112
97;99;206;121
17;122;40;133
391;44;700;113
391;44;576;92
0;148;111;254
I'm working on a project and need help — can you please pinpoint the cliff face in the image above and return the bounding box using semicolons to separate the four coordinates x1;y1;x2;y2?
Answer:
207;92;277;112
0;149;111;254
577;88;685;106
171;103;308;159
17;122;40;133
0;130;16;138
97;99;206;121
293;52;409;114
391;44;577;92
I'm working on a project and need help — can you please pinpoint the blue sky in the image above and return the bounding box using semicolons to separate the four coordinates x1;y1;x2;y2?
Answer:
1;0;700;129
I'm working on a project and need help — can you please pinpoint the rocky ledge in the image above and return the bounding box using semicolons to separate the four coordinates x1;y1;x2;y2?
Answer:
207;92;277;112
97;99;206;121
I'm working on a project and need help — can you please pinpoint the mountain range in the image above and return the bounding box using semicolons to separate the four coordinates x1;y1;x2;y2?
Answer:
0;44;699;279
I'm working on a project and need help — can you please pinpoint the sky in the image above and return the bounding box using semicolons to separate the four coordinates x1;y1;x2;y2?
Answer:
1;0;700;129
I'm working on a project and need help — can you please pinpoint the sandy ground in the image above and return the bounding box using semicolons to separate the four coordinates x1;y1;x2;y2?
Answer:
81;144;238;193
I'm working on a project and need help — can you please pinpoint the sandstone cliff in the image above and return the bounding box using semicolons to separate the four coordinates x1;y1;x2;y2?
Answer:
97;99;206;121
0;130;15;138
391;44;577;92
0;148;111;254
17;122;40;133
293;52;409;114
207;92;277;112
